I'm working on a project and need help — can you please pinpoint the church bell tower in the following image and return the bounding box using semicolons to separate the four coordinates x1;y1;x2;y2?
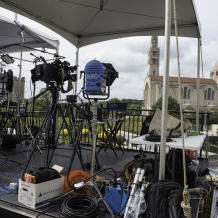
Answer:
148;36;160;76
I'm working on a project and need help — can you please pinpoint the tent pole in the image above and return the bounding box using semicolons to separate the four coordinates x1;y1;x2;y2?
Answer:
72;41;80;145
14;13;18;22
196;38;201;130
15;28;24;137
56;40;60;56
74;40;80;95
159;0;171;180
18;30;24;104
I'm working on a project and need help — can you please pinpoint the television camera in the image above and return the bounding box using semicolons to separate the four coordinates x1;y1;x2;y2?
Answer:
31;56;78;85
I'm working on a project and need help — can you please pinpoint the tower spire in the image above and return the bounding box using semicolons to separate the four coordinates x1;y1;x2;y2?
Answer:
148;36;160;76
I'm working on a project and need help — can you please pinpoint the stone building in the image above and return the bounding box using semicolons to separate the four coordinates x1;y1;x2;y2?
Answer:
0;73;25;104
143;36;218;112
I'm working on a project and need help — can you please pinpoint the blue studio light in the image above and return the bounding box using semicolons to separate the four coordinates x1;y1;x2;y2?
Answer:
84;60;118;96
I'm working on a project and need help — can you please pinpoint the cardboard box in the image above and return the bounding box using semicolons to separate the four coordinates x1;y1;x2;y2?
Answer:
18;176;65;209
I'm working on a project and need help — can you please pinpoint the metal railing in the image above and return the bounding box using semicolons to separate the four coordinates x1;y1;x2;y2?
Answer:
22;108;211;153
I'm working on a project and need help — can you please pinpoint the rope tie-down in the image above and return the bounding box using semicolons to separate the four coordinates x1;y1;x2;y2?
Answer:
173;0;192;217
181;185;191;218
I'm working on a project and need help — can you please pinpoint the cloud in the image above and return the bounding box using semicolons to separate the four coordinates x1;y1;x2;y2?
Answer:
1;0;218;101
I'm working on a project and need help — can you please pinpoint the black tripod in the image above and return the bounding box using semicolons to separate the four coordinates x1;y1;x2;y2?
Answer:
22;81;85;176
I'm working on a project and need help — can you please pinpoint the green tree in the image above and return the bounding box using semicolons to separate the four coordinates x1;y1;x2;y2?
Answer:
151;96;180;111
108;98;121;103
127;104;142;115
32;88;51;111
209;111;218;125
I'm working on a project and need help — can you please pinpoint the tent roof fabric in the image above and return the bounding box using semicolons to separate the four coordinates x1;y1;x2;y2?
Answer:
0;0;201;48
0;14;59;54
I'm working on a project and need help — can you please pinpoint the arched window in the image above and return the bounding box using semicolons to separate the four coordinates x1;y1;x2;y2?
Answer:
172;89;176;98
208;88;211;100
212;91;214;100
183;87;187;99
188;89;190;99
205;90;207;100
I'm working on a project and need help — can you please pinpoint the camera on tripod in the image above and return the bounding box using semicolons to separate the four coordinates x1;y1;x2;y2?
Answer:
31;58;78;85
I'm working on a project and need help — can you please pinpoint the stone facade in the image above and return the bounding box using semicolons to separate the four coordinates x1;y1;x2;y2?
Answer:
143;36;218;112
0;75;25;103
148;36;160;76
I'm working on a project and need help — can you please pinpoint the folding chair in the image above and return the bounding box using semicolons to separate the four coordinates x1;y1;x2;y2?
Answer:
97;102;127;157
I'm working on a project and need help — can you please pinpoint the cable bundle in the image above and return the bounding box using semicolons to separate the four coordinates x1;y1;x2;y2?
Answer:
57;195;99;218
64;170;90;194
0;172;21;195
30;167;60;184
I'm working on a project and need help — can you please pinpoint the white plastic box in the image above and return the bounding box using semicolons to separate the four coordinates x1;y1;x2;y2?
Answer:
18;176;65;209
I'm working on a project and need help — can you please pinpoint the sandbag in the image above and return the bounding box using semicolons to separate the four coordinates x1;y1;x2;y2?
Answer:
148;108;192;138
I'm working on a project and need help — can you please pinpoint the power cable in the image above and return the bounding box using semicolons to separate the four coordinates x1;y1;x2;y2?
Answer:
57;195;99;218
36;204;59;218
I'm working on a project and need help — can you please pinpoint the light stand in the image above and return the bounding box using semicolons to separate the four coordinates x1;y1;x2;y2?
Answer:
82;59;118;181
90;99;98;180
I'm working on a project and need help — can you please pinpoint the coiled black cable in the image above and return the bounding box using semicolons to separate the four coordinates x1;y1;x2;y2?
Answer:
57;195;99;218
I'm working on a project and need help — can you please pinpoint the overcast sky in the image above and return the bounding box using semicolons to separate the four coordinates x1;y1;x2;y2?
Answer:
0;0;218;101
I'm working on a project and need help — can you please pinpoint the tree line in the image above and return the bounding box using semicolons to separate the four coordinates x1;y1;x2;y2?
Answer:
25;88;218;124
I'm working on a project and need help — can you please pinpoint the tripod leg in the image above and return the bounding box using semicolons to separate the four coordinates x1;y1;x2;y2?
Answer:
95;151;100;170
22;149;37;177
46;148;56;168
92;182;114;217
0;115;16;135
0;156;23;167
22;121;42;153
56;104;74;143
66;141;85;175
57;103;85;170
69;136;85;171
0;158;9;167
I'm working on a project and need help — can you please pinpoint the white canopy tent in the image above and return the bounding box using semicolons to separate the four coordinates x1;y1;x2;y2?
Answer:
0;13;60;138
0;14;59;54
0;13;60;102
0;0;200;47
0;0;202;180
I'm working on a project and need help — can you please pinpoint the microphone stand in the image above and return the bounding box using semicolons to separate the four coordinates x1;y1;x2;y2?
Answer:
30;53;40;127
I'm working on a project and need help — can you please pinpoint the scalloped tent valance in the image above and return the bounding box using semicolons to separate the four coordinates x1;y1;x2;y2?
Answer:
0;0;201;48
